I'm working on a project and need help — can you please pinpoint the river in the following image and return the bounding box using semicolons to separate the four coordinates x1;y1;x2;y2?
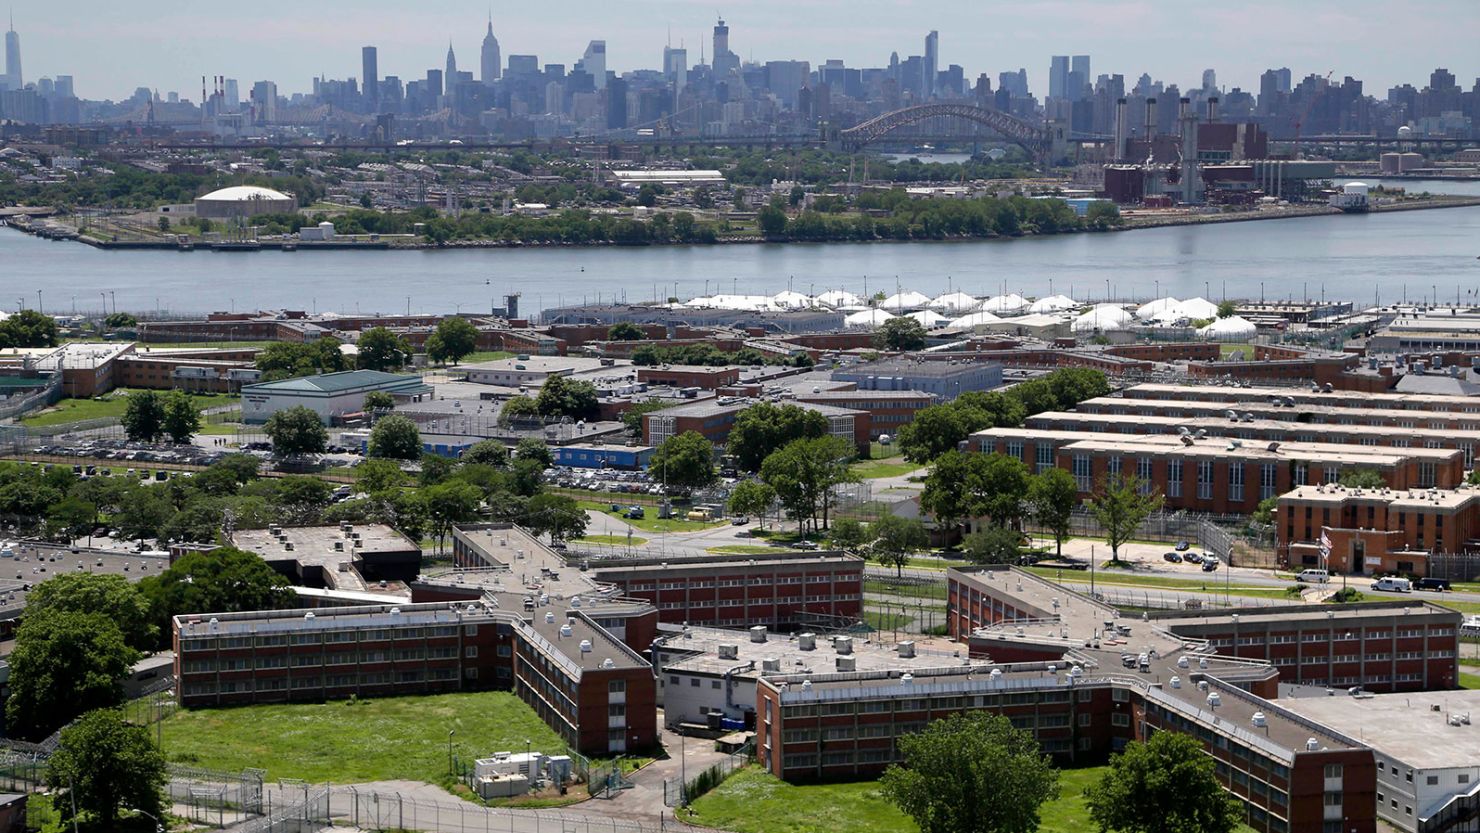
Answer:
4;195;1479;319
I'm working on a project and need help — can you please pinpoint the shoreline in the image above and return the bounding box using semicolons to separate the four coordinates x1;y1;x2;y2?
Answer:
4;195;1479;253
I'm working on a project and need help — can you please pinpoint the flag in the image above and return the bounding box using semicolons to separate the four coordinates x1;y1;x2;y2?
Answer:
1319;530;1332;564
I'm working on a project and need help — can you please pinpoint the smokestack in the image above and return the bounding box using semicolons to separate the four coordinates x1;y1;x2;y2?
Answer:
1144;97;1157;137
1207;96;1219;123
1114;97;1128;161
1180;97;1196;204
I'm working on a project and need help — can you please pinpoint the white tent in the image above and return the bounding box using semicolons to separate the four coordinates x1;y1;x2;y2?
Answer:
879;290;932;311
1071;306;1134;333
1199;315;1258;339
1175;297;1221;320
844;308;897;329
683;296;715;307
816;289;863;307
1135;297;1181;320
947;310;1004;329
1027;294;1078;313
771;290;815;309
705;294;780;311
928;292;980;313
979;293;1029;314
906;310;950;328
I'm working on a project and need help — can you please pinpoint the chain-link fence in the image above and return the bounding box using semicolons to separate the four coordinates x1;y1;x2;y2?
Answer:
338;786;699;833
662;742;752;808
1021;509;1279;569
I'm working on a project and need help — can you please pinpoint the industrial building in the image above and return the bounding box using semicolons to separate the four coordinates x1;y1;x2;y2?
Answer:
830;358;1002;401
193;185;297;219
240;370;432;424
641;398;870;452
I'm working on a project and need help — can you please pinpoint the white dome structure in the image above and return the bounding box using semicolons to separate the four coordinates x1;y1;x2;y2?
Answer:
194;185;297;219
683;296;716;307
844;308;897;329
879;290;932;311
1136;297;1181;320
928;292;980;313
1175;297;1220;320
1199;315;1257;339
1072;306;1133;333
1027;294;1078;313
947;310;1003;329
815;290;863;307
771;290;816;309
979;293;1029;314
906;310;950;328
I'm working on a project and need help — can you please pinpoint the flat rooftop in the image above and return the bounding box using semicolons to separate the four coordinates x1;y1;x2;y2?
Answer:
976;427;1460;465
1279;483;1480;510
233;524;416;560
1279;690;1480;770
1127;382;1480;411
524;610;649;673
464;356;616;374
835;359;997;378
1029;410;1480;444
450;525;609;600
175;600;507;638
657;625;976;679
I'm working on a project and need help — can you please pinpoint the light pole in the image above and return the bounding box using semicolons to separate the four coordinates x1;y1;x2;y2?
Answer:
447;728;456;775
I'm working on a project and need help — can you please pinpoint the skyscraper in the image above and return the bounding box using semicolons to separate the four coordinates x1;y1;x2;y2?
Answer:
1049;55;1068;100
579;41;606;90
1201;68;1217;93
4;14;21;92
923;31;938;99
1069;55;1090;100
445;41;458;96
712;18;738;78
663;46;687;94
362;47;379;112
481;17;501;85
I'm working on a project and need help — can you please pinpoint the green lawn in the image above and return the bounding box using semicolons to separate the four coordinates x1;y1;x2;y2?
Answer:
863;609;914;631
1024;567;1292;598
21;390;238;427
576;534;648;547
158;691;565;784
687;766;1255;833
850;458;924;480
1460;672;1480;691
448;351;516;365
865;578;948;601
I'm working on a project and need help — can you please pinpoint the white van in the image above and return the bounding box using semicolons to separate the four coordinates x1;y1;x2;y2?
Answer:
1373;576;1412;593
1297;568;1330;584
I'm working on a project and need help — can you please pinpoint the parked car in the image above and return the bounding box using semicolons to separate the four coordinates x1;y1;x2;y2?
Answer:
1372;576;1412;593
1174;540;1190;551
731;516;750;526
793;540;819;551
624;506;645;520
1416;577;1452;592
1297;568;1331;584
1162;552;1182;563
1201;558;1219;572
1182;552;1203;564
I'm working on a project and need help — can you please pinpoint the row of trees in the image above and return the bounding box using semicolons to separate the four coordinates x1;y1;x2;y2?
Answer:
498;374;602;425
629;343;813;368
255;324;437;382
756;193;1115;242
898;367;1112;462
0;309;59;348
120;389;202;444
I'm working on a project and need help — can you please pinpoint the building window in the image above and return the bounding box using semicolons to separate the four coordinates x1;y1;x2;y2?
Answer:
1260;463;1278;500
1036;444;1054;474
1007;441;1024;462
465;646;478;658
609;680;626;693
1073;455;1092;491
1108;456;1122;478
1197;460;1213;500
1111;713;1130;727
1295;463;1308;486
1228;463;1245;503
1168;463;1182;498
1137;458;1153;494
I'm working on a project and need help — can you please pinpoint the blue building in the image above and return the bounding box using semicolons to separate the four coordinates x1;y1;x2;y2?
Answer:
553;444;655;470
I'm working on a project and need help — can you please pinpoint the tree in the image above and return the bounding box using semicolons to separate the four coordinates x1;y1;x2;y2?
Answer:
499;395;541;426
162;390;202;444
46;495;96;543
5;609;140;739
428;316;479;365
968;453;1031;529
104;312;139;329
264;405;329;457
757;204;788;236
962;526;1026;565
636;183;659;207
870;513;928;576
1029;468;1080;557
355;458;406;495
363;390;396;414
460;439;509;467
760;436;857;533
898;405;970;464
727;403;829;472
368;414;422;460
880;711;1060;833
1216;299;1237;318
920;450;976;533
117;486;176;543
1085;731;1243;833
524;493;588;543
828;517;868;551
423;480;484;552
607;322;645;341
1252;496;1278;526
1089;473;1164;565
274;476;335;524
1338;468;1386;489
419;453;455;486
874;317;928;351
650;431;717;491
0;309;59;348
1044;368;1111;410
47;709;168;831
120;390;166;443
26;573;156;651
727;480;776;528
137;547;296;645
514;437;554;469
1085;200;1122;230
534;375;599;420
255;339;349;381
356;327;411;371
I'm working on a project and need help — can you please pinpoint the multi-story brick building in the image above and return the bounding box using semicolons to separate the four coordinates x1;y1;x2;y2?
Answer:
972;427;1463;515
172;602;658;756
642;399;869;452
1123;383;1480;416
1076;395;1480;439
792;390;936;437
589;552;864;630
1277;484;1480;575
634;365;742;390
830;358;1002;401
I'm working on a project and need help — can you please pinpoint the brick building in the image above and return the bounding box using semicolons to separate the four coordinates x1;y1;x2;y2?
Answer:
642;399;869;453
635;365;742;390
588;552;864;630
1277;484;1480;576
792;390;936;436
1076;395;1480;438
831;359;1002;401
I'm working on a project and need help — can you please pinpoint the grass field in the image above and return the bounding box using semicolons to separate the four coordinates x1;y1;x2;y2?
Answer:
1461;671;1480;691
850;458;924;480
448;350;516;365
579;501;724;534
865;578;949;600
686;766;1255;833
158;692;566;784
21;390;238;427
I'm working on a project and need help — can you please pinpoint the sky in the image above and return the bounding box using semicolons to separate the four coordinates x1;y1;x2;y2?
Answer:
14;0;1480;102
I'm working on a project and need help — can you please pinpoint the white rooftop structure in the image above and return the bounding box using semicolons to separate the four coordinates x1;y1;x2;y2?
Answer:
815;290;863;307
979;293;1028;314
1176;297;1221;320
1136;297;1181;319
1027;294;1079;313
928;292;980;313
905;310;950;328
1199;315;1258;339
948;310;1004;329
1071;305;1133;333
844;308;897;329
878;291;932;311
770;290;816;309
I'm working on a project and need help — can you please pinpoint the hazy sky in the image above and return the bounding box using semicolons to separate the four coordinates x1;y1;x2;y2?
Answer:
16;0;1479;101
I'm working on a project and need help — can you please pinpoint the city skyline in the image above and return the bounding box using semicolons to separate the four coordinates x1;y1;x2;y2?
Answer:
11;0;1479;102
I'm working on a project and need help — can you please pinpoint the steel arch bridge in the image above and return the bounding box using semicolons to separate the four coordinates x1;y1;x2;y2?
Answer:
838;103;1064;161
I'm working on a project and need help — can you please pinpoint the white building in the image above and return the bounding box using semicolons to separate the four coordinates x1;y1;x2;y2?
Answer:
240;370;431;424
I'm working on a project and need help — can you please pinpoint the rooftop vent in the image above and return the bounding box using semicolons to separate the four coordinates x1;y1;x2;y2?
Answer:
1169;675;1181;689
579;639;592;653
718;644;739;660
1207;692;1222;709
600;658;615;670
836;656;856;672
801;680;812;691
798;633;816;651
750;625;768;643
1252;712;1267;727
1306;738;1320;751
761;658;780;672
900;673;913;685
833;636;853;655
559;624;573;637
897;641;916;658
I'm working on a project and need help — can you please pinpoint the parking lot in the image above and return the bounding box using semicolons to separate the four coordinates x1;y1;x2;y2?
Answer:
33;438;227;467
